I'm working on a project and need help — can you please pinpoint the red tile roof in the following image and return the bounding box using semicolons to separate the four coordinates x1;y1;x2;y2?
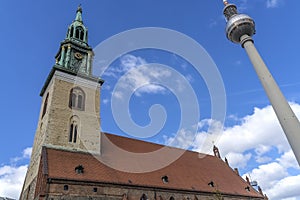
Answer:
44;132;264;198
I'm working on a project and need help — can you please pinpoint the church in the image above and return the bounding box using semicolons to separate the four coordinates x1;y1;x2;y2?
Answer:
20;6;267;200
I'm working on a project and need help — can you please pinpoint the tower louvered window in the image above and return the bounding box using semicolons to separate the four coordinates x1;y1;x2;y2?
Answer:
75;27;84;41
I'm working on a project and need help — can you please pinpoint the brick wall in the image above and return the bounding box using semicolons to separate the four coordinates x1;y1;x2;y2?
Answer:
42;180;263;200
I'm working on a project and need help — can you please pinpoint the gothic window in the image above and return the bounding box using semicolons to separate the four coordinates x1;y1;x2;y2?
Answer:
77;95;83;109
85;31;88;42
73;125;78;143
75;29;79;39
70;26;74;37
71;93;76;107
140;194;148;200
69;87;85;111
41;93;49;118
69;116;79;143
75;27;84;41
80;31;84;40
69;123;78;143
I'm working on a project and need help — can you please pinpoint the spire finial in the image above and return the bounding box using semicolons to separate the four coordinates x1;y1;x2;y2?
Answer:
77;4;82;13
75;4;83;22
223;0;229;5
213;145;221;159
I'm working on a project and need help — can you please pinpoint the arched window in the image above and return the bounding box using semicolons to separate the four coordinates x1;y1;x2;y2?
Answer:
80;31;84;40
71;93;77;107
170;197;175;200
69;87;85;111
85;32;88;42
69;123;78;143
70;26;74;37
140;194;148;200
69;116;79;143
41;93;49;118
75;27;84;41
77;95;83;109
75;29;80;39
64;185;68;190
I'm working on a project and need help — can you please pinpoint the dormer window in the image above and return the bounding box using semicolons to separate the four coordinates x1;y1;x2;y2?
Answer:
69;87;85;111
245;186;250;191
75;165;84;174
208;181;215;187
162;175;169;183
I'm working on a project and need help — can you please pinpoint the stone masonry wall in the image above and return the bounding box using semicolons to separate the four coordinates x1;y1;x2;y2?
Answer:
21;71;102;199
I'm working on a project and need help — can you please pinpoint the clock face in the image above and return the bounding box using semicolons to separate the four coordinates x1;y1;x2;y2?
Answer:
74;52;83;60
71;52;84;71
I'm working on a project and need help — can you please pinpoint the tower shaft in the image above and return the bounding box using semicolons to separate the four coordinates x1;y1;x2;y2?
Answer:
223;0;300;165
20;6;104;199
240;35;300;164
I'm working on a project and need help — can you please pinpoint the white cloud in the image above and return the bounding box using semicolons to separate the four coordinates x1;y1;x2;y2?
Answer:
209;19;217;28
164;128;196;150
136;84;166;96
120;54;147;71
164;103;300;199
0;148;31;199
248;162;289;189
0;165;27;199
226;152;252;169
255;156;272;164
102;98;109;105
277;150;300;170
22;147;32;159
112;91;124;99
256;171;300;200
103;54;147;78
106;54;195;100
109;54;176;98
266;0;281;8
10;147;32;164
118;65;171;96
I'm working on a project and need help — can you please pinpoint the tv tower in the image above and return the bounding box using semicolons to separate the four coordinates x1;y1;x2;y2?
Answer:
222;0;300;165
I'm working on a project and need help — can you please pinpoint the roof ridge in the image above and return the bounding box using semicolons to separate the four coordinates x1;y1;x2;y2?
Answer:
102;132;212;157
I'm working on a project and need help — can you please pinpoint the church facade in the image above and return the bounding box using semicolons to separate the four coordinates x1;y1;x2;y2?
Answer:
20;7;267;200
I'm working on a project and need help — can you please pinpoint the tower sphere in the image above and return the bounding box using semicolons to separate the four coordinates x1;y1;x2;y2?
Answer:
226;14;256;43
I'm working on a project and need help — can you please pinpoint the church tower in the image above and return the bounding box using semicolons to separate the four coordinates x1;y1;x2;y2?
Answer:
20;6;104;199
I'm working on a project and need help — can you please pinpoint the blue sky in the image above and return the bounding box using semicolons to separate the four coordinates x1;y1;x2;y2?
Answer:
1;0;300;199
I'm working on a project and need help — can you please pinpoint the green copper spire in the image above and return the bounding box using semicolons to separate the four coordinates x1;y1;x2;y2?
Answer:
54;6;94;76
41;5;104;97
64;5;88;44
75;5;83;22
